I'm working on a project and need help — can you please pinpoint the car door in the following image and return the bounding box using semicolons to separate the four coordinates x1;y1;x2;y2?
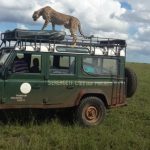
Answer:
3;51;47;105
44;53;78;106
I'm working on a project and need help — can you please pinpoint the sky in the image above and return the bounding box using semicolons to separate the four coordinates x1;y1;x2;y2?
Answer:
0;0;150;63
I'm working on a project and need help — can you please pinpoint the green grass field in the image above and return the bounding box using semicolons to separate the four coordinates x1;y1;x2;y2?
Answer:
0;63;150;150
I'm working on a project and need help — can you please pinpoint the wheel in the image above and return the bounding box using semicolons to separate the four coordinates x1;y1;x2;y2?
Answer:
125;67;137;98
77;97;106;126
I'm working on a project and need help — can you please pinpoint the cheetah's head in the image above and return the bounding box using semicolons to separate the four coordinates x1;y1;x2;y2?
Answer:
32;11;40;21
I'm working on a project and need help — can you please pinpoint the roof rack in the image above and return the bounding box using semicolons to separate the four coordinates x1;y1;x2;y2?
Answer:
0;29;126;56
1;28;66;42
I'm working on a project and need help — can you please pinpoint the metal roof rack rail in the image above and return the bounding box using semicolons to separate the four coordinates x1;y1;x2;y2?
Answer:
0;29;126;56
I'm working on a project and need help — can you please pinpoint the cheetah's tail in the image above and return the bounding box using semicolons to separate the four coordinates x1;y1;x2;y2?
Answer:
78;24;94;39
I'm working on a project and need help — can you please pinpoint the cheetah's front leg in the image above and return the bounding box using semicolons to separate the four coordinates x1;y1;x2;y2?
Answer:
52;23;55;30
41;20;49;30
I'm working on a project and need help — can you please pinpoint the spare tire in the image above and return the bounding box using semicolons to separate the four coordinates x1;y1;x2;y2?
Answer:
125;67;137;98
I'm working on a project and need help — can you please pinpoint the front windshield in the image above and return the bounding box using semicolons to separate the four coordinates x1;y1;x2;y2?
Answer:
0;49;10;65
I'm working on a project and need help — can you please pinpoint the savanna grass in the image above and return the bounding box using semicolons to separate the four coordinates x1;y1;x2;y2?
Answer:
0;63;150;150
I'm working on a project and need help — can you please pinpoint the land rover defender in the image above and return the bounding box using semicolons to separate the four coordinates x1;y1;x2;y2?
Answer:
0;29;137;126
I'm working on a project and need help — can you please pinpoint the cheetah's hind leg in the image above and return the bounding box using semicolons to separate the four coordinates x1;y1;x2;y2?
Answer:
71;33;77;47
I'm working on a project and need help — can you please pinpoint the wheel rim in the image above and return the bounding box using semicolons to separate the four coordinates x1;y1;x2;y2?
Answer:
84;106;100;123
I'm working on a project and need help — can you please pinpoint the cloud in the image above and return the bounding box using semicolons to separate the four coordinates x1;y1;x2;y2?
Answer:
17;24;28;30
0;0;150;63
127;35;150;58
118;0;150;59
119;0;150;24
133;25;150;42
0;0;42;25
0;0;128;33
48;0;128;34
94;30;128;40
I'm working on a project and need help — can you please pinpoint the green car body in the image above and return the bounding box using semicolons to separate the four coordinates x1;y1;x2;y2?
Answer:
0;49;126;108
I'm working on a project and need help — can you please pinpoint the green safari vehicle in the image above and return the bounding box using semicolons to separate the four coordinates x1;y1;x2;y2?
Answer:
0;29;137;126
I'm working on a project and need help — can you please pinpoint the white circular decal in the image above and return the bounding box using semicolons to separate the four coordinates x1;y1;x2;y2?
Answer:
20;83;31;94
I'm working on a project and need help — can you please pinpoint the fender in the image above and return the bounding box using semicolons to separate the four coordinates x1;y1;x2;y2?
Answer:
74;89;109;106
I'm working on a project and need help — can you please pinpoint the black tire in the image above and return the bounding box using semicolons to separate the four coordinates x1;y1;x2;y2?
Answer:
76;97;106;126
125;67;137;98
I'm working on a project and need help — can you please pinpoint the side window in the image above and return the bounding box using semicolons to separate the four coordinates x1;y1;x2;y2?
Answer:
102;59;117;75
83;57;117;75
30;54;41;73
49;55;75;75
13;53;41;73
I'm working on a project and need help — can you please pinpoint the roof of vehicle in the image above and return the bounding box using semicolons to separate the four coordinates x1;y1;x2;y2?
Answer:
0;29;126;57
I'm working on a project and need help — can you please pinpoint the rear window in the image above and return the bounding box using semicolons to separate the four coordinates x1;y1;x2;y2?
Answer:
83;57;117;75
